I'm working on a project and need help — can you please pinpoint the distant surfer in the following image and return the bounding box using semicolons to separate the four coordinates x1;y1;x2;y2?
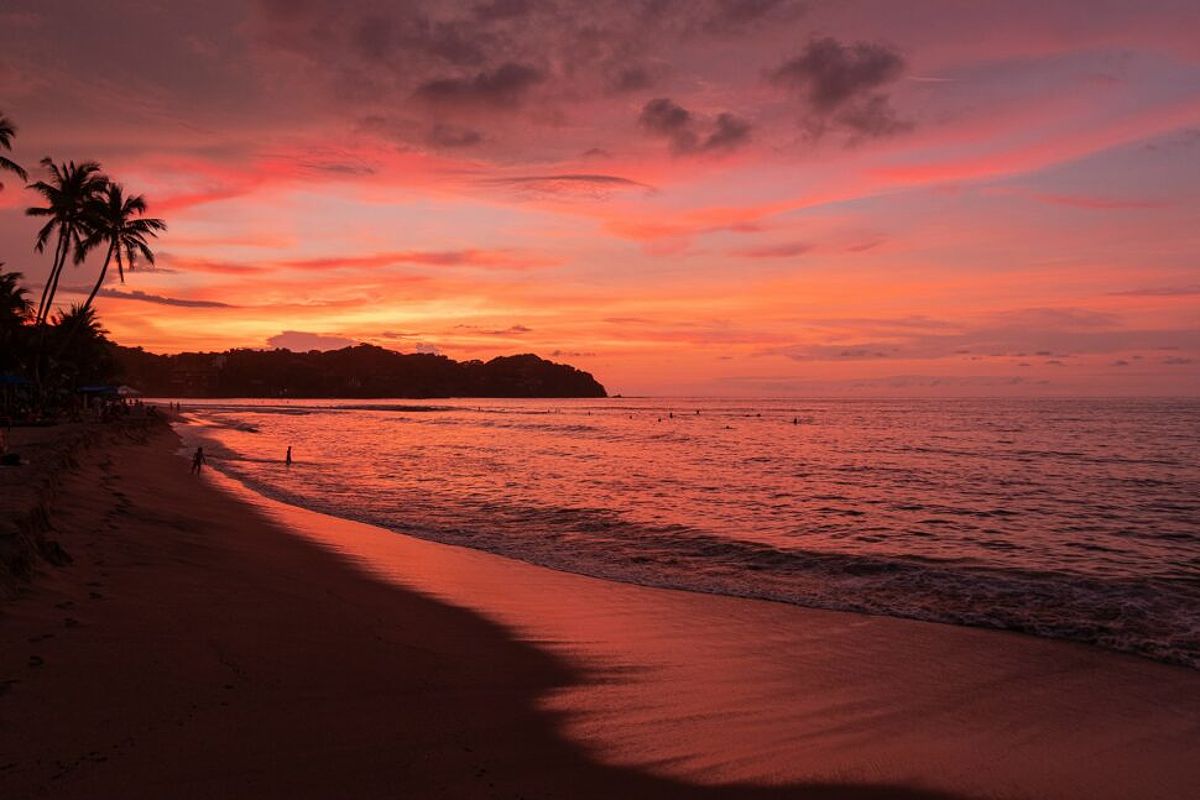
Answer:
285;445;293;466
191;446;206;474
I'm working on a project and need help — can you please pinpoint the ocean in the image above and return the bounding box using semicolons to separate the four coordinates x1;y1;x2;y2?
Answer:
177;397;1200;668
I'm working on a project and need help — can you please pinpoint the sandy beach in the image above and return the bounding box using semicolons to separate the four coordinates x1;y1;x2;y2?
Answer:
2;420;1198;799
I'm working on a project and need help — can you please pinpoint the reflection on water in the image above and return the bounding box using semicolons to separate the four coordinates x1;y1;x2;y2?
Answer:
176;397;1200;666
207;466;1200;799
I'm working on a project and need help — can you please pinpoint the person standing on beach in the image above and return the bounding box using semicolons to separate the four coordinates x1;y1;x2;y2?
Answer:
285;445;292;467
191;446;206;474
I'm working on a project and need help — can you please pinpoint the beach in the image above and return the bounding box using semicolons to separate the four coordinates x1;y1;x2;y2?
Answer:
2;420;1198;799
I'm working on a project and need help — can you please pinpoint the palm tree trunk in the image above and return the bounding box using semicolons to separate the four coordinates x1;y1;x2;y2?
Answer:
39;224;71;325
36;229;68;324
80;242;115;315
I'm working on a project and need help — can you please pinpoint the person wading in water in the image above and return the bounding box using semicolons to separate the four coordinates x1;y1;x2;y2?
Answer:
191;446;206;474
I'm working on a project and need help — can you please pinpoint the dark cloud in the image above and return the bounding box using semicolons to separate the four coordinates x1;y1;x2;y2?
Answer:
249;1;805;153
770;37;909;139
551;349;596;358
702;0;804;35
639;97;693;138
473;0;537;21
267;330;358;351
63;286;234;308
771;37;905;112
638;98;751;155
415;62;545;110
484;173;654;196
703;112;753;152
833;94;911;139
428;123;485;148
607;65;654;94
350;13;486;66
1142;127;1200;152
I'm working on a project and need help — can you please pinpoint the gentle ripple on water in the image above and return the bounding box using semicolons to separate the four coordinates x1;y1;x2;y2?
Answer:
175;397;1200;668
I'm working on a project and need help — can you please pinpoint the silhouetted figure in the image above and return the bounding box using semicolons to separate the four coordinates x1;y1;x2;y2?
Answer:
793;417;798;425
286;445;292;466
191;446;206;474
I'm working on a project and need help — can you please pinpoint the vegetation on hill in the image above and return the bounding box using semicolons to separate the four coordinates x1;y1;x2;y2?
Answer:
114;344;607;399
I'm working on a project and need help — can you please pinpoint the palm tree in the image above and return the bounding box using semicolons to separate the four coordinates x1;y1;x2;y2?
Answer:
51;303;104;341
25;159;108;324
0;112;27;186
77;182;166;314
0;264;32;326
49;303;114;385
0;264;33;374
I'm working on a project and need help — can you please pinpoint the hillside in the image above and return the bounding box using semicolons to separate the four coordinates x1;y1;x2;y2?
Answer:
114;344;607;399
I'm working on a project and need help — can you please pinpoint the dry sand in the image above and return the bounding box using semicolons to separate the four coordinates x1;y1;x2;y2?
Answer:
2;421;1198;799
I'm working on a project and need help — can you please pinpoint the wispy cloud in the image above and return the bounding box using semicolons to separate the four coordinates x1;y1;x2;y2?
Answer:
61;286;235;308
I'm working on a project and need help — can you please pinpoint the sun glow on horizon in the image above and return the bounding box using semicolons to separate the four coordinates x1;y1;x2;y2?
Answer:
0;0;1197;395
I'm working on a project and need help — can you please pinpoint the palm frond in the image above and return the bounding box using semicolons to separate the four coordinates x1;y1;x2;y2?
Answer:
0;155;26;182
0;114;15;149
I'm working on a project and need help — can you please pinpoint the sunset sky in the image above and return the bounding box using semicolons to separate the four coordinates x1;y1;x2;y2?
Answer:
1;0;1197;395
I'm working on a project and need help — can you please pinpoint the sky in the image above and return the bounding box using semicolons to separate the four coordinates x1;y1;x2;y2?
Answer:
0;0;1198;396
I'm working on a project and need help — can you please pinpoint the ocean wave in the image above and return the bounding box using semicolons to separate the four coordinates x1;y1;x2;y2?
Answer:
176;397;1200;671
194;449;1200;669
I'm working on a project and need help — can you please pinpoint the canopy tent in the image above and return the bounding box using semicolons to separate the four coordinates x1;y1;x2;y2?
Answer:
77;384;142;398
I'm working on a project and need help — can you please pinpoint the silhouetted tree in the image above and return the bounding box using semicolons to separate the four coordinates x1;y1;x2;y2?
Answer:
0;265;33;374
49;303;115;386
0;112;26;186
25;159;108;324
74;182;165;317
0;264;32;326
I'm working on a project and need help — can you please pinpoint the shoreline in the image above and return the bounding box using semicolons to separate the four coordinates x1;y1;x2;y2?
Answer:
178;402;1199;672
2;421;1198;798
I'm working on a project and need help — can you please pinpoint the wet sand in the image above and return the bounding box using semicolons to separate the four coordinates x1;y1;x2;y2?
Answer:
2;422;1198;799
